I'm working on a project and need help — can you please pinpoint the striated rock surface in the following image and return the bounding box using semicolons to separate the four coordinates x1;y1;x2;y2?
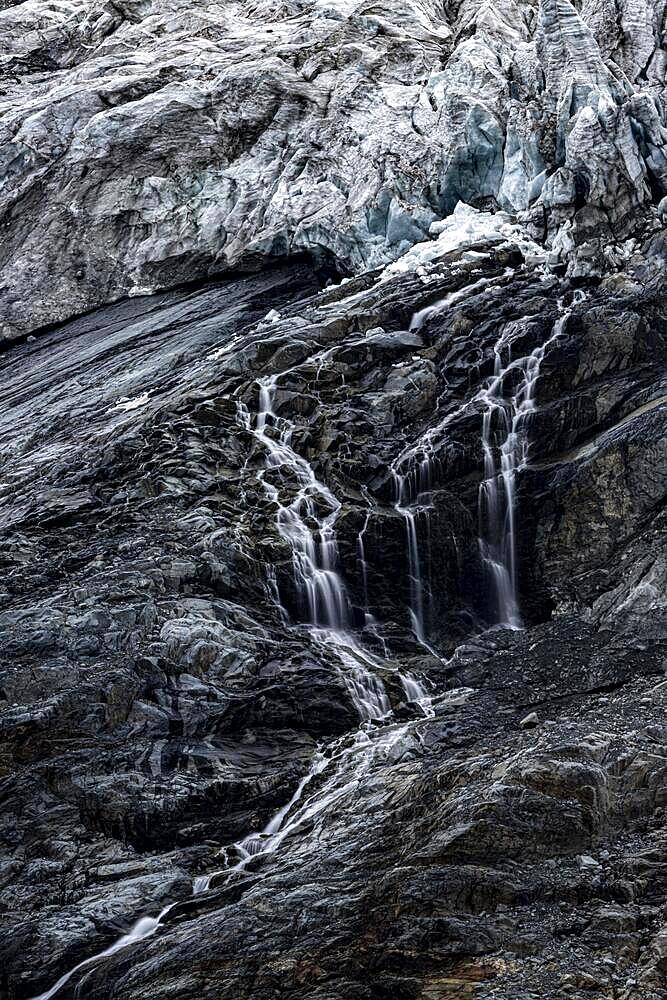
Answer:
0;203;665;998
1;0;667;338
1;0;667;998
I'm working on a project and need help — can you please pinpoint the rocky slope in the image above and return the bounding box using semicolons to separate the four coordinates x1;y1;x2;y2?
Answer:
1;0;667;338
1;1;667;1000
1;207;666;998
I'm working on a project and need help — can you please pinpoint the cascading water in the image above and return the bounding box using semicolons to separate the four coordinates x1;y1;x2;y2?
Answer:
27;257;580;1000
241;374;390;721
31;338;415;1000
193;702;435;900
392;460;434;644
391;281;578;641
319;630;392;720
388;275;510;648
356;506;372;619
192;749;331;894
399;672;434;716
477;337;524;629
31;908;170;1000
31;727;400;1000
408;275;502;333
477;306;572;628
252;375;353;630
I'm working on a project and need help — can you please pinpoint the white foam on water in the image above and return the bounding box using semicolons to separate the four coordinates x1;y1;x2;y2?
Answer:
30;906;172;1000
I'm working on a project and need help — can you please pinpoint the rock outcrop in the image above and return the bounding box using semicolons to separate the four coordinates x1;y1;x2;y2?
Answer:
1;204;666;997
1;1;667;998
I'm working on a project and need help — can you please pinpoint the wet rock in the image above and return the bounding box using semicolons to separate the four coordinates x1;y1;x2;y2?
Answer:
578;855;601;871
0;209;665;1000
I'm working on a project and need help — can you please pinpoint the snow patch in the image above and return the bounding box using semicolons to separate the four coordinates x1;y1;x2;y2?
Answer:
383;203;545;279
113;391;150;411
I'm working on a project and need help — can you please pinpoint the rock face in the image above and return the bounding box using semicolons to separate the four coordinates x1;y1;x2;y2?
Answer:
1;2;667;1000
1;0;667;338
1;204;666;999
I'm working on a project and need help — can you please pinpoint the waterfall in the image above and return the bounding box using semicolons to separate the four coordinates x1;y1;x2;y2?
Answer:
319;630;391;721
193;750;330;894
26;261;587;1000
399;672;434;716
193;720;411;896
399;673;429;702
250;375;353;630
356;507;372;620
31;711;427;1000
31;727;397;999
30;908;171;1000
477;333;523;629
392;451;435;645
388;275;510;646
392;290;576;639
243;374;390;721
477;308;571;628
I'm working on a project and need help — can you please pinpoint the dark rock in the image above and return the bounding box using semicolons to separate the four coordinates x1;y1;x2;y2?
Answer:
0;177;665;1000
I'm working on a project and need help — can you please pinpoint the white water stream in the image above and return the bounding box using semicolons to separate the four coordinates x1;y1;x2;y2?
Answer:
245;375;353;631
388;274;512;645
31;909;170;1000
355;505;372;620
239;373;394;721
190;713;426;896
392;460;434;644
392;297;575;634
30;341;430;1000
31;719;430;1000
477;306;571;627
